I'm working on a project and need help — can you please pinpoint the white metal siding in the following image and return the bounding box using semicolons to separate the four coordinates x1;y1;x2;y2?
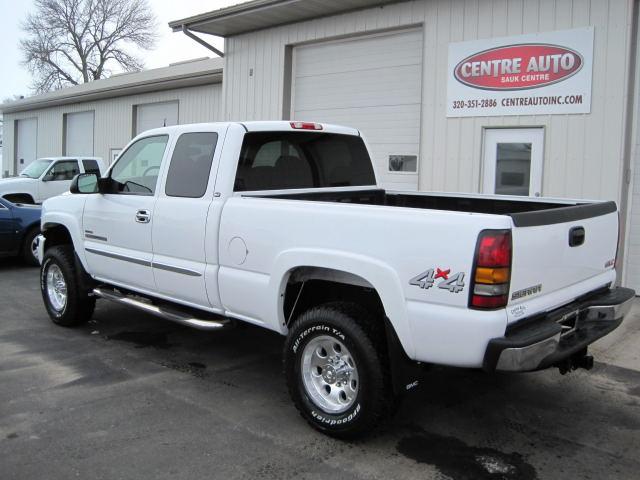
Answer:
135;101;179;135
223;0;634;203
2;83;222;174
292;29;422;190
65;111;94;156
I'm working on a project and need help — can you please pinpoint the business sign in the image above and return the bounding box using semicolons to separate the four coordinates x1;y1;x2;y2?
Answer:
447;27;593;117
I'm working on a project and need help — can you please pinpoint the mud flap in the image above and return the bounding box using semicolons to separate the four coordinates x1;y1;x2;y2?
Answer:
384;317;424;396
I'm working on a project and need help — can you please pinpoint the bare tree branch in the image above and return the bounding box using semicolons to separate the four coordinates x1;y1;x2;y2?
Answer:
20;0;157;93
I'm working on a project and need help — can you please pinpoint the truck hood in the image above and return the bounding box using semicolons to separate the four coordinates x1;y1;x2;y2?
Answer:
0;177;36;193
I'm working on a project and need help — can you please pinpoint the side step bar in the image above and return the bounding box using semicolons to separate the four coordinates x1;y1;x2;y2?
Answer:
93;287;230;331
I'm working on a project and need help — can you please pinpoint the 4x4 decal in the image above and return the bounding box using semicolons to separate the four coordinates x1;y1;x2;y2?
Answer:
410;268;465;293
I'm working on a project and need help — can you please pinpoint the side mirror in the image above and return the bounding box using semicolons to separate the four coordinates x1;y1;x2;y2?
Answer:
70;173;100;194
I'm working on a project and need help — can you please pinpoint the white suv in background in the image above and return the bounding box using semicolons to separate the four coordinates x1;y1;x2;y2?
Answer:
0;157;106;204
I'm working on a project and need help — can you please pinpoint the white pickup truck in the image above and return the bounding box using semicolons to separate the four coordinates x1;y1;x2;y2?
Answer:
37;121;635;437
0;157;105;204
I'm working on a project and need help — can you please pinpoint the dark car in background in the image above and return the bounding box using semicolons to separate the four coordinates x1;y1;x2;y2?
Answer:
0;197;42;266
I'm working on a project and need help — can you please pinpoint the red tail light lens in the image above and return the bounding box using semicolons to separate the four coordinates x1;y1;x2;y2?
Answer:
470;230;512;310
477;232;511;267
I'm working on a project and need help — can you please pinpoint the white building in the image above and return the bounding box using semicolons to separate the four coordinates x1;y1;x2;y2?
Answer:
1;58;223;174
2;0;640;291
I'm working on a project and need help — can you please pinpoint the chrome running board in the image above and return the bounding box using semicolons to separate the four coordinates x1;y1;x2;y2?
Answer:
93;287;229;331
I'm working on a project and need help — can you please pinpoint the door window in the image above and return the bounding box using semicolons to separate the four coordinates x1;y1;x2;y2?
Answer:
165;132;218;198
44;161;80;181
483;128;544;197
110;135;169;195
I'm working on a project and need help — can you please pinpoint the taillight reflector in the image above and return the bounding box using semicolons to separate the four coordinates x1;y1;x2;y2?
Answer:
290;122;323;131
470;230;512;310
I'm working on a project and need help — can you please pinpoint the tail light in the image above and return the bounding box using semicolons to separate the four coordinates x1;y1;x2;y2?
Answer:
470;230;512;309
290;122;323;131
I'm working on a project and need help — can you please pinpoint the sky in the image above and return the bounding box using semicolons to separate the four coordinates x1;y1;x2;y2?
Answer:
0;0;252;101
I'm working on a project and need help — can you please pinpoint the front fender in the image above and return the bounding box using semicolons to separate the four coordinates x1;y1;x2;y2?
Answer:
271;248;415;359
41;198;88;271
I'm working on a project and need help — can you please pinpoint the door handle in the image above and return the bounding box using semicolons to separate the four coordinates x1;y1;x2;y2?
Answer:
135;210;151;224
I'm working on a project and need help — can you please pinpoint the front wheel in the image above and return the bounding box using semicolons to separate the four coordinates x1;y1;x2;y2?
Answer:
284;302;394;438
40;246;95;326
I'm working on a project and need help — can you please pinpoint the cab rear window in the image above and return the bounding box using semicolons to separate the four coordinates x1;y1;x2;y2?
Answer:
234;132;376;192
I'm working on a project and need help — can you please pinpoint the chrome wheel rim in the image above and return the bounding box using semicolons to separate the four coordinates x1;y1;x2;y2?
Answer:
301;335;359;414
30;236;39;261
46;264;67;312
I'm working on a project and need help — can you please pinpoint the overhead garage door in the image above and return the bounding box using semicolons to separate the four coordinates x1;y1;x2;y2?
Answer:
292;29;423;190
65;111;94;156
15;118;37;173
135;101;179;136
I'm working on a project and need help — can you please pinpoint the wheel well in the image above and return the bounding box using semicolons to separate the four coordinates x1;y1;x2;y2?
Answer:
283;267;385;328
42;224;73;250
3;193;35;204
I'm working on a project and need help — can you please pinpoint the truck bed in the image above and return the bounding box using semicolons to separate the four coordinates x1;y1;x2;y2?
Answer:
259;189;616;227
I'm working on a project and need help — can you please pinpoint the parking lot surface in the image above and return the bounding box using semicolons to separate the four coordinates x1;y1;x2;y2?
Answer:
1;259;639;479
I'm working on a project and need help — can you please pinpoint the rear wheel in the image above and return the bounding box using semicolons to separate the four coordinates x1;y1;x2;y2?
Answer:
22;228;40;266
40;246;95;326
284;302;395;438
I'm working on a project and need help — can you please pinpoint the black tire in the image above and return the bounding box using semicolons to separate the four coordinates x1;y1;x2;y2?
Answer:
22;228;40;266
40;245;95;327
284;302;394;439
4;194;35;205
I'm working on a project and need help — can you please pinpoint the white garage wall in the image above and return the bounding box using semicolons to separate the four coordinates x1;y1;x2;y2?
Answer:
223;0;634;203
2;83;223;175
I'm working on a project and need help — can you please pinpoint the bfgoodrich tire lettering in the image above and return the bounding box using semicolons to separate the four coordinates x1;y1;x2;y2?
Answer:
284;302;394;438
40;245;95;327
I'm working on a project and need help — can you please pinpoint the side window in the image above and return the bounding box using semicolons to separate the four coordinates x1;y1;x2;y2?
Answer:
44;161;80;181
110;135;169;195
82;159;101;175
165;132;218;198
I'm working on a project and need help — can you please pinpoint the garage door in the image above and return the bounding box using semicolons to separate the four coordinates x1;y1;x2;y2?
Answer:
65;111;94;156
135;101;179;136
292;29;423;190
15;118;38;173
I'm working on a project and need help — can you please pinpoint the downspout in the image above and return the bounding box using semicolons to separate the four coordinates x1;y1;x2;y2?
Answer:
180;25;225;58
618;0;639;286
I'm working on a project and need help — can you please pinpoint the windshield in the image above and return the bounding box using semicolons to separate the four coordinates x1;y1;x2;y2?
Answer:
20;160;53;179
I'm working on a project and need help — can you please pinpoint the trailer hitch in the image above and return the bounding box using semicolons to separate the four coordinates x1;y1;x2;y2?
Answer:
555;348;594;375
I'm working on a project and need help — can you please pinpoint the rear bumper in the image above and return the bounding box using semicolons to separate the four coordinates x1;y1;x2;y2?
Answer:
483;287;635;372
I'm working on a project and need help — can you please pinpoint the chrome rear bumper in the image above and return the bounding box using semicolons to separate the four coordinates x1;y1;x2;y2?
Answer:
484;287;635;372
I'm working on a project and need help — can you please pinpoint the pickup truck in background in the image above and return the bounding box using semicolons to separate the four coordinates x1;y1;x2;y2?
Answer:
0;157;105;204
36;121;635;437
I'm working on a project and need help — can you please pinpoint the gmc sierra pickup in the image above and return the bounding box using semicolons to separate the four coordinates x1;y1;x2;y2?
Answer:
36;121;635;437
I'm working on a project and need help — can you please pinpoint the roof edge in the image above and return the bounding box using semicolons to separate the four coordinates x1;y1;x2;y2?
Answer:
1;69;223;115
169;0;289;33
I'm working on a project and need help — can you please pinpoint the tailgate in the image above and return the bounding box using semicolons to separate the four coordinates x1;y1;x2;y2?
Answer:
507;202;618;322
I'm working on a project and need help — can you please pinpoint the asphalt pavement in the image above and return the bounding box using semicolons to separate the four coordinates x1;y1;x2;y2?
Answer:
1;258;639;479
